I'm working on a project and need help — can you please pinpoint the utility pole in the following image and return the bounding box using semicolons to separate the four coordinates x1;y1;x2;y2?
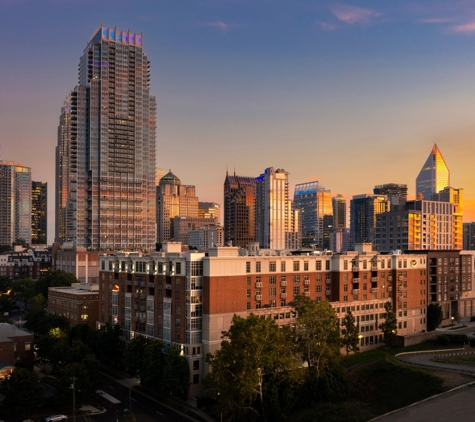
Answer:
72;376;76;422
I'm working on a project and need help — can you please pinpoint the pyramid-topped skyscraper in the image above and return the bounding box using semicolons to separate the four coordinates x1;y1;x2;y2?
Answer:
415;144;450;200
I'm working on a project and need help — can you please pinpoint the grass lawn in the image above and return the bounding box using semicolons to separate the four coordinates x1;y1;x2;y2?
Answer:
295;341;455;422
296;357;445;422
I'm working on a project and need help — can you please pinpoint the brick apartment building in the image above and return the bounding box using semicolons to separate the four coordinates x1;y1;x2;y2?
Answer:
98;243;428;397
0;323;34;375
48;283;99;329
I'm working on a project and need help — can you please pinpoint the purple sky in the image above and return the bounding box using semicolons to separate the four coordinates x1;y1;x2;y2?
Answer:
1;0;475;243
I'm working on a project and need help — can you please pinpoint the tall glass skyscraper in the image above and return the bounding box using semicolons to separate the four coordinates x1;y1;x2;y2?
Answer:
56;25;157;250
0;161;31;246
31;181;47;244
416;144;449;201
294;181;332;249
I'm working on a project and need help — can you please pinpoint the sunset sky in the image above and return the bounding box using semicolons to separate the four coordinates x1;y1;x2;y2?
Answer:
1;0;475;243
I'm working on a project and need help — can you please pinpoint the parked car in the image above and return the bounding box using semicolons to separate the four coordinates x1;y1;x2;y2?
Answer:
45;415;68;422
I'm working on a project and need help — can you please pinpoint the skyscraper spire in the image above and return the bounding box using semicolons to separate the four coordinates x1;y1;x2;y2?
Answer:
415;144;450;200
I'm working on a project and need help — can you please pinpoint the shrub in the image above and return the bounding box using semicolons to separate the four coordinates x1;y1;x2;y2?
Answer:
437;334;450;345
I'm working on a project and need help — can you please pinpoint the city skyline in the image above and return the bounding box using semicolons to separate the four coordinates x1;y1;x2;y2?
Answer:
2;1;475;243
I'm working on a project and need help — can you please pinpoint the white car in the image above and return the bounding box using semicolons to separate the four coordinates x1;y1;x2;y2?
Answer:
45;415;68;422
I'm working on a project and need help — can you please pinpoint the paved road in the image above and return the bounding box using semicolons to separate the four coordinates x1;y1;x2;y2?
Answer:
397;351;475;375
374;350;475;422
92;377;194;422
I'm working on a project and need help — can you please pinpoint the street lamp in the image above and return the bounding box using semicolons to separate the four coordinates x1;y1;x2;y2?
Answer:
358;334;363;347
451;316;454;328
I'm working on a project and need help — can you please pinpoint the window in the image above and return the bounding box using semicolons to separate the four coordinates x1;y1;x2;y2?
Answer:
304;261;309;271
247;289;251;298
269;287;276;296
281;261;286;272
344;260;348;270
316;274;322;282
316;261;322;271
363;260;367;269
25;342;31;351
269;261;276;272
343;284;348;292
293;286;300;296
293;261;300;271
193;360;199;371
269;276;276;284
247;302;251;310
316;285;322;293
193;374;200;385
247;277;251;286
325;261;330;270
293;275;300;283
176;262;182;274
246;262;251;273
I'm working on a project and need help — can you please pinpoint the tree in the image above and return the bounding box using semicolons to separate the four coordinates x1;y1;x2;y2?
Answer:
12;238;29;248
340;309;360;359
87;323;123;368
140;339;166;389
35;269;78;299
124;335;151;377
0;368;45;419
290;296;345;402
379;301;398;348
204;314;301;422
0;275;12;294
12;278;36;310
427;303;443;331
161;346;190;397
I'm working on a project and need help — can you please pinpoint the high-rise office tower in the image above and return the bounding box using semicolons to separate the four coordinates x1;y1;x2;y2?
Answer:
433;186;463;250
56;25;157;250
373;184;407;207
332;194;347;228
255;167;300;249
156;171;198;243
31;181;47;244
416;144;450;200
294;181;332;249
198;202;220;222
0;161;32;246
463;222;475;250
350;194;389;249
223;172;256;248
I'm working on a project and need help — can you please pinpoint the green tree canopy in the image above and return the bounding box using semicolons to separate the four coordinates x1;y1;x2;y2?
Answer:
379;301;398;348
427;303;443;331
12;277;36;309
0;368;45;419
205;314;301;422
124;335;151;377
140;339;166;389
161;346;190;397
341;309;360;359
0;275;12;293
35;269;78;299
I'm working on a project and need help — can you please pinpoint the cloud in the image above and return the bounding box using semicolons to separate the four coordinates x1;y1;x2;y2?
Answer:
198;20;240;34
450;20;475;33
331;4;382;25
319;21;339;31
419;18;454;23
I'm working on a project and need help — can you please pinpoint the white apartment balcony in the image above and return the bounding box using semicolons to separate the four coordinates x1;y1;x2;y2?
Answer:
281;280;287;287
352;289;360;294
256;282;262;288
371;277;379;282
281;293;287;299
371;288;378;293
256;294;262;301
